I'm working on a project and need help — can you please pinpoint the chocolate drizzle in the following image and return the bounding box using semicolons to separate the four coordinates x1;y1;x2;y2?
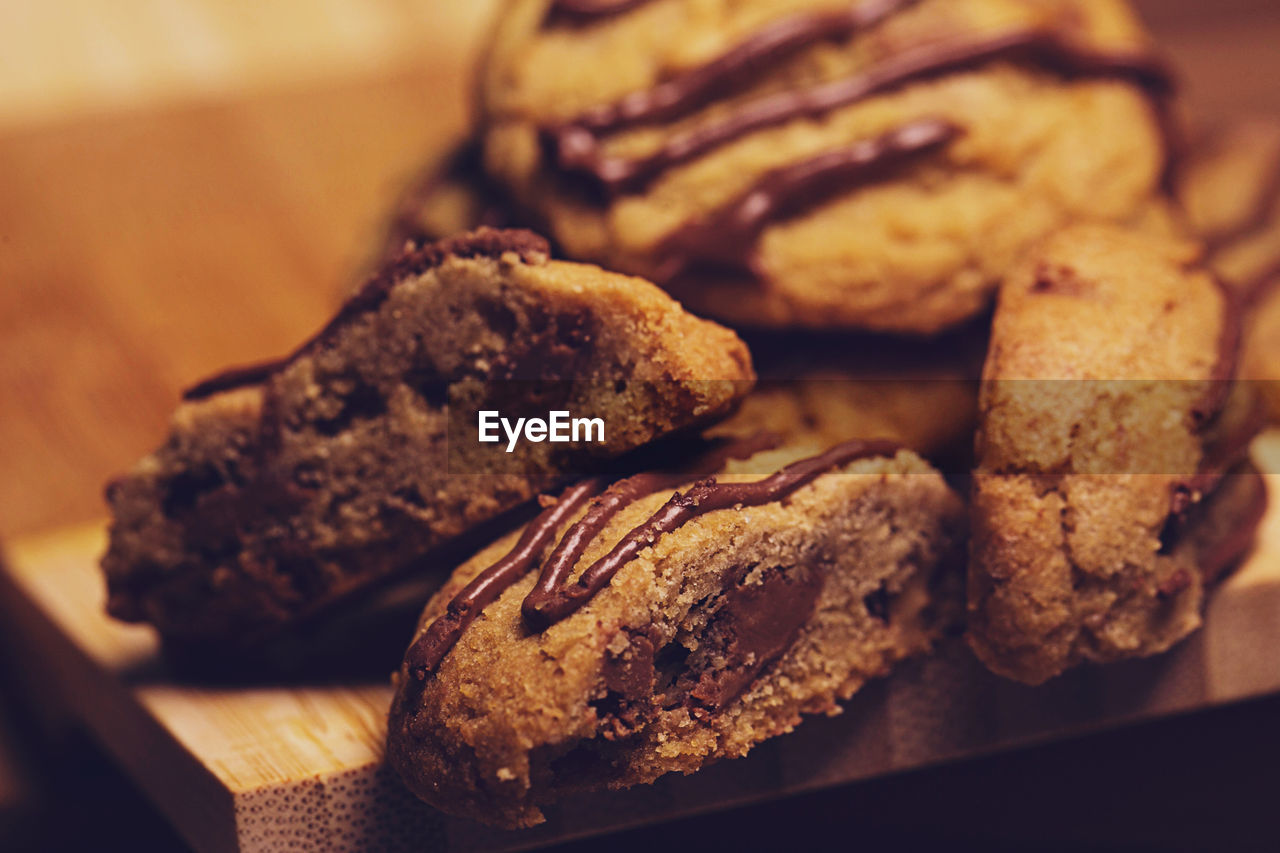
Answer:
545;0;655;25
522;437;901;629
546;27;1174;197
182;228;550;401
562;0;919;141
653;118;959;281
405;432;782;679
404;478;605;680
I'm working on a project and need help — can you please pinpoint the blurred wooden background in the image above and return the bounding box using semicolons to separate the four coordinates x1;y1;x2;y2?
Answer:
1;0;1280;541
1;1;1280;849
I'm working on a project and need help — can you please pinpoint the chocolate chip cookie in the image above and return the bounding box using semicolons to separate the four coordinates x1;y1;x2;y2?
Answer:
481;0;1176;332
103;229;755;646
967;224;1263;685
387;438;964;828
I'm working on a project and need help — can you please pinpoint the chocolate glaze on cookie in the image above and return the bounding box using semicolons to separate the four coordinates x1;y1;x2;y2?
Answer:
404;478;606;680
556;0;919;144
546;26;1174;197
183;228;550;401
654;118;958;280
545;0;656;26
521;437;902;627
406;432;781;678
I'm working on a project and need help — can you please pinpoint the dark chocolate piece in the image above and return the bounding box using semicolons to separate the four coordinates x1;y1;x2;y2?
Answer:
182;228;550;401
546;27;1174;197
688;564;825;710
522;438;901;628
407;433;780;678
653;118;959;281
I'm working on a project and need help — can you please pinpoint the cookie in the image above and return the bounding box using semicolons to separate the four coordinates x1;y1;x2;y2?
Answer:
709;325;985;460
1176;119;1280;419
967;224;1263;685
481;0;1176;332
103;228;755;645
387;437;965;828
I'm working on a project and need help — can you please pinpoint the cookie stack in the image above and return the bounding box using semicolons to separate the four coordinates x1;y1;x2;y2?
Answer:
102;0;1271;832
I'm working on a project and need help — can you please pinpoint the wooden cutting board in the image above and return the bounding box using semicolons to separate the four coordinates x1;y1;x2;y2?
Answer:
4;436;1280;853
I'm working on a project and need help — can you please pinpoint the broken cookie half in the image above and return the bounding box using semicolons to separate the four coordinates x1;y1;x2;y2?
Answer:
968;224;1266;685
102;228;754;646
387;437;965;829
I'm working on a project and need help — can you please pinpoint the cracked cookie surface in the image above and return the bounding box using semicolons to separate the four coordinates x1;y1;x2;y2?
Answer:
482;0;1175;332
387;441;964;828
967;223;1261;684
102;228;755;646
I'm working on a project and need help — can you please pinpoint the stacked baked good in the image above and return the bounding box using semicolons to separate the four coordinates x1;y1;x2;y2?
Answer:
102;0;1273;831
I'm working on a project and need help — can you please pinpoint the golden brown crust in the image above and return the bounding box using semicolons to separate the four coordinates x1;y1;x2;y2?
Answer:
102;230;755;645
481;0;1172;332
387;447;964;828
967;224;1243;684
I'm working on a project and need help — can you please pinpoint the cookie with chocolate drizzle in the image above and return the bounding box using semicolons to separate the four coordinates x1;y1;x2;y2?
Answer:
968;224;1265;685
387;437;964;829
102;228;755;646
481;0;1179;332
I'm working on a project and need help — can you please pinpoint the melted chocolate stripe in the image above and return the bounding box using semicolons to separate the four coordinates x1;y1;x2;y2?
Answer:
567;0;920;137
548;29;1173;197
654;118;958;281
522;438;902;629
408;433;780;677
546;0;656;25
405;478;605;680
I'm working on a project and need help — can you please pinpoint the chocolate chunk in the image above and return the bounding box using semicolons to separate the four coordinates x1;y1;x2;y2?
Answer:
690;566;825;711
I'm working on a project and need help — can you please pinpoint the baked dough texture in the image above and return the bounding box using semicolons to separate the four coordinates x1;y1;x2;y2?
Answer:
103;229;755;645
387;444;964;828
481;0;1173;332
967;224;1260;685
